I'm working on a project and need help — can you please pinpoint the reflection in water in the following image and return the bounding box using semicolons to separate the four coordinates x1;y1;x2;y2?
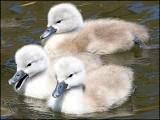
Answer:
1;1;159;119
1;96;135;119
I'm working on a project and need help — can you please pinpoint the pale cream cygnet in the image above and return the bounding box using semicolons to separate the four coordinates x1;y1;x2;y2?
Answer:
47;56;134;114
40;3;149;58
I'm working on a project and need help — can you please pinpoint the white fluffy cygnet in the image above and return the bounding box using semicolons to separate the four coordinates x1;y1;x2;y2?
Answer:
41;3;149;58
8;45;102;99
8;45;56;99
47;56;134;114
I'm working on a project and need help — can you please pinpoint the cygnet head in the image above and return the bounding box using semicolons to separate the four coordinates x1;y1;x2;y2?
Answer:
8;44;49;91
40;3;83;40
52;56;86;98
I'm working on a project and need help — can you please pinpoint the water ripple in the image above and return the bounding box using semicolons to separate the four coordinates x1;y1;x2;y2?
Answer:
128;2;159;23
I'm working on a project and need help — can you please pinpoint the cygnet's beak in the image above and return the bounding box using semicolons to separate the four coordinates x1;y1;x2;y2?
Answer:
40;26;57;43
8;70;29;90
52;81;68;98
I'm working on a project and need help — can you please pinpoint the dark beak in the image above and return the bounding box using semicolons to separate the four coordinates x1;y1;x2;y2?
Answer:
8;70;29;90
40;26;57;41
52;81;68;98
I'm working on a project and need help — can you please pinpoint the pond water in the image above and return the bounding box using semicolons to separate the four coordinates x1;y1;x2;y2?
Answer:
1;1;159;119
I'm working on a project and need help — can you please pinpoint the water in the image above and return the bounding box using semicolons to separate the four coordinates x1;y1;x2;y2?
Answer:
1;1;159;119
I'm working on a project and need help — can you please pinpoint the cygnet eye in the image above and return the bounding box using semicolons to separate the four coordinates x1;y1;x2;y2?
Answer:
56;20;62;24
27;63;32;67
68;74;73;78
